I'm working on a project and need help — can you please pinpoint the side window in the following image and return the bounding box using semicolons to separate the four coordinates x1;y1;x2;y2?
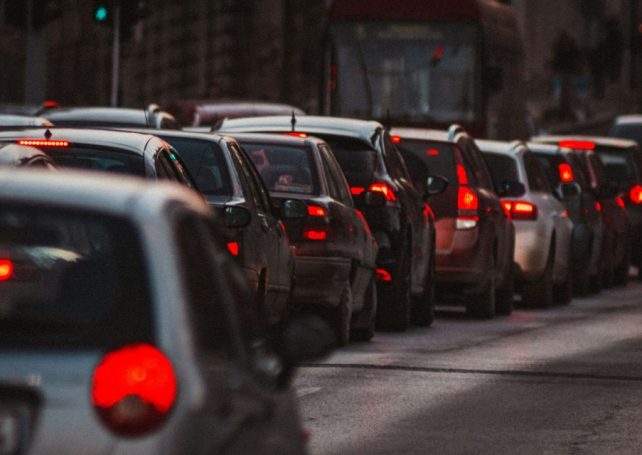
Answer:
236;144;273;213
465;142;494;190
524;152;552;192
320;145;353;206
176;214;242;359
382;132;412;181
455;145;479;185
228;143;266;212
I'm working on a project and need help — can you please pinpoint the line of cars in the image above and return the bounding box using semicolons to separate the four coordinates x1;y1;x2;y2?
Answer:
1;104;642;452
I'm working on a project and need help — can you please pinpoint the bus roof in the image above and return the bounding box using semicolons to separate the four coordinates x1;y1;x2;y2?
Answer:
330;0;510;23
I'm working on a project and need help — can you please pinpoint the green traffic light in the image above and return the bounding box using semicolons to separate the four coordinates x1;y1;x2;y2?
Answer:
95;5;108;22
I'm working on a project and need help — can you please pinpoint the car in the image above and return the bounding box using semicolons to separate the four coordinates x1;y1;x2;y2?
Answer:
534;136;633;287
0;114;53;128
218;115;443;331
391;126;516;317
609;114;642;145
41;104;180;129
528;142;604;295
0;143;56;168
477;140;574;307
127;129;296;340
0;169;332;454
167;99;305;128
231;132;381;344
0;128;195;187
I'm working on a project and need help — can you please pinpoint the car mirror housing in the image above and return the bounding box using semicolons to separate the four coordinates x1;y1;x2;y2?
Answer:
501;180;526;198
556;182;581;200
280;199;308;219
362;190;387;208
426;174;448;197
223;205;251;229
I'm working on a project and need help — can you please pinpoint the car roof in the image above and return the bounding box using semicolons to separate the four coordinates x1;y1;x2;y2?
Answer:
475;139;526;156
224;131;326;148
121;127;227;144
0;128;159;155
0;169;206;217
390;127;451;143
0;114;53;128
42;107;157;126
219;115;383;144
534;135;638;149
526;142;560;155
614;115;642;125
0;144;52;165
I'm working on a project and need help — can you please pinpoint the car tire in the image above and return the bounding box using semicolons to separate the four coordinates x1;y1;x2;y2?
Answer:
351;277;377;342
521;246;554;308
377;241;411;331
466;255;496;319
613;250;630;287
553;269;573;305
495;261;514;316
412;256;435;327
333;284;352;347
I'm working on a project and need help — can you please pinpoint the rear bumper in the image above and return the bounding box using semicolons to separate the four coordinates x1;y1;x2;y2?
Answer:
434;224;486;289
292;256;351;309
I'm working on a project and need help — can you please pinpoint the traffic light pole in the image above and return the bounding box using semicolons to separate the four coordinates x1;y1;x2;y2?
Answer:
110;1;121;107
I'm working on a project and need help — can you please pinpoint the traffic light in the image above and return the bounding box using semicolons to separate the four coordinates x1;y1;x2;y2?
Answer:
92;0;149;40
93;0;114;25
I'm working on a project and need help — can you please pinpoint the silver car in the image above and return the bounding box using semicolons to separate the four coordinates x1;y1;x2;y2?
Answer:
477;140;574;307
0;170;328;454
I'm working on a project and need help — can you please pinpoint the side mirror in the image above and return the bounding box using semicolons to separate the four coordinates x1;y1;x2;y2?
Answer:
362;190;386;208
501;180;526;198
223;206;251;228
280;199;308;219
426;174;448;197
556;182;581;200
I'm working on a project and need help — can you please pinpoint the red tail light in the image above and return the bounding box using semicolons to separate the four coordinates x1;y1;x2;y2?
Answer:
227;241;239;256
376;268;392;282
630;184;642;204
369;182;396;202
616;195;626;209
302;229;328;241
456;164;469;185
508;200;538;221
558;163;574;182
559;140;595;150
42;100;60;109
18;139;69;147
285;132;308;138
92;344;177;437
391;135;401;143
350;187;365;196
307;205;327;217
458;187;478;211
427;148;439;156
0;259;13;281
595;201;602;212
501;201;513;218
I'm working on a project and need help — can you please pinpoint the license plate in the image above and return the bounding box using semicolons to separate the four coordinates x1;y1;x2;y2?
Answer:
0;412;19;455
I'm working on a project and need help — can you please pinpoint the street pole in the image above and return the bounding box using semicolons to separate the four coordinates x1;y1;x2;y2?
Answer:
110;1;121;107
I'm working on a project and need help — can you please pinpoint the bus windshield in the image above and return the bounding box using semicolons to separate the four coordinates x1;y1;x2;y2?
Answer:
330;22;479;124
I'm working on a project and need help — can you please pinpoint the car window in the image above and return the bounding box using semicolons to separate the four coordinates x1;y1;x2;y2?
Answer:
397;140;458;183
46;145;145;176
382;132;412;181
594;146;639;185
610;123;642;145
158;136;232;195
242;141;319;196
238;144;273;212
523;151;552;192
482;152;519;193
533;153;564;187
321;136;378;188
464;141;494;190
320;144;353;205
228;142;269;213
0;206;153;348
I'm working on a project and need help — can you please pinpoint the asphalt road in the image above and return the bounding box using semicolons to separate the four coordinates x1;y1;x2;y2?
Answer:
294;280;642;454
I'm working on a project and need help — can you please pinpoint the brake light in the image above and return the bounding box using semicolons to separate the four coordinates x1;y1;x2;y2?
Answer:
286;132;308;138
369;182;396;202
91;344;177;437
227;241;239;256
18;139;69;147
391;135;401;143
559;140;595;150
595;201;602;212
307;205;327;217
456;164;468;185
0;259;13;281
350;187;365;196
302;229;327;241
616;195;626;209
509;200;538;221
458;187;478;211
501;200;513;218
376;268;392;282
427;148;439;156
43;100;59;108
630;184;642;204
558;163;574;182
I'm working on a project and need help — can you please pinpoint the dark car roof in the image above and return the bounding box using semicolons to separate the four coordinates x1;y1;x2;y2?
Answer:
0;143;53;166
0;114;53;128
0;128;159;155
526;142;560;155
42;107;178;129
476;139;527;156
219;115;383;145
390;127;451;144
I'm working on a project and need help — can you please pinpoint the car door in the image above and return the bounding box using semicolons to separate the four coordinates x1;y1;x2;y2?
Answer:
228;141;291;326
174;212;304;454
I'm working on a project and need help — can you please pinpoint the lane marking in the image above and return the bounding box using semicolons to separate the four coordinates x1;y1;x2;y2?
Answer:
296;386;322;398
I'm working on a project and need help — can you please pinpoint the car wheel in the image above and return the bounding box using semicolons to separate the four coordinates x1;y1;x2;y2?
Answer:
332;284;352;347
377;241;411;331
466;255;496;319
351;277;377;342
613;250;630;287
412;256;435;327
521;246;554;308
495;261;514;316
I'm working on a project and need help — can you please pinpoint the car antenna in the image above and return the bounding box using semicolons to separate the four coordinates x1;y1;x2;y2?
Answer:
291;110;297;132
44;129;52;139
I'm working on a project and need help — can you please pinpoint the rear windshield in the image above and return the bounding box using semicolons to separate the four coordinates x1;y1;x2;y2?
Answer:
481;153;519;192
396;139;457;183
316;136;377;187
158;136;232;196
242;142;319;195
594;146;640;186
610;124;642;145
0;207;153;348
46;146;145;176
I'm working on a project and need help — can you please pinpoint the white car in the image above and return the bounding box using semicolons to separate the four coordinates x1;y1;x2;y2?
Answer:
477;140;574;307
0;170;329;454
